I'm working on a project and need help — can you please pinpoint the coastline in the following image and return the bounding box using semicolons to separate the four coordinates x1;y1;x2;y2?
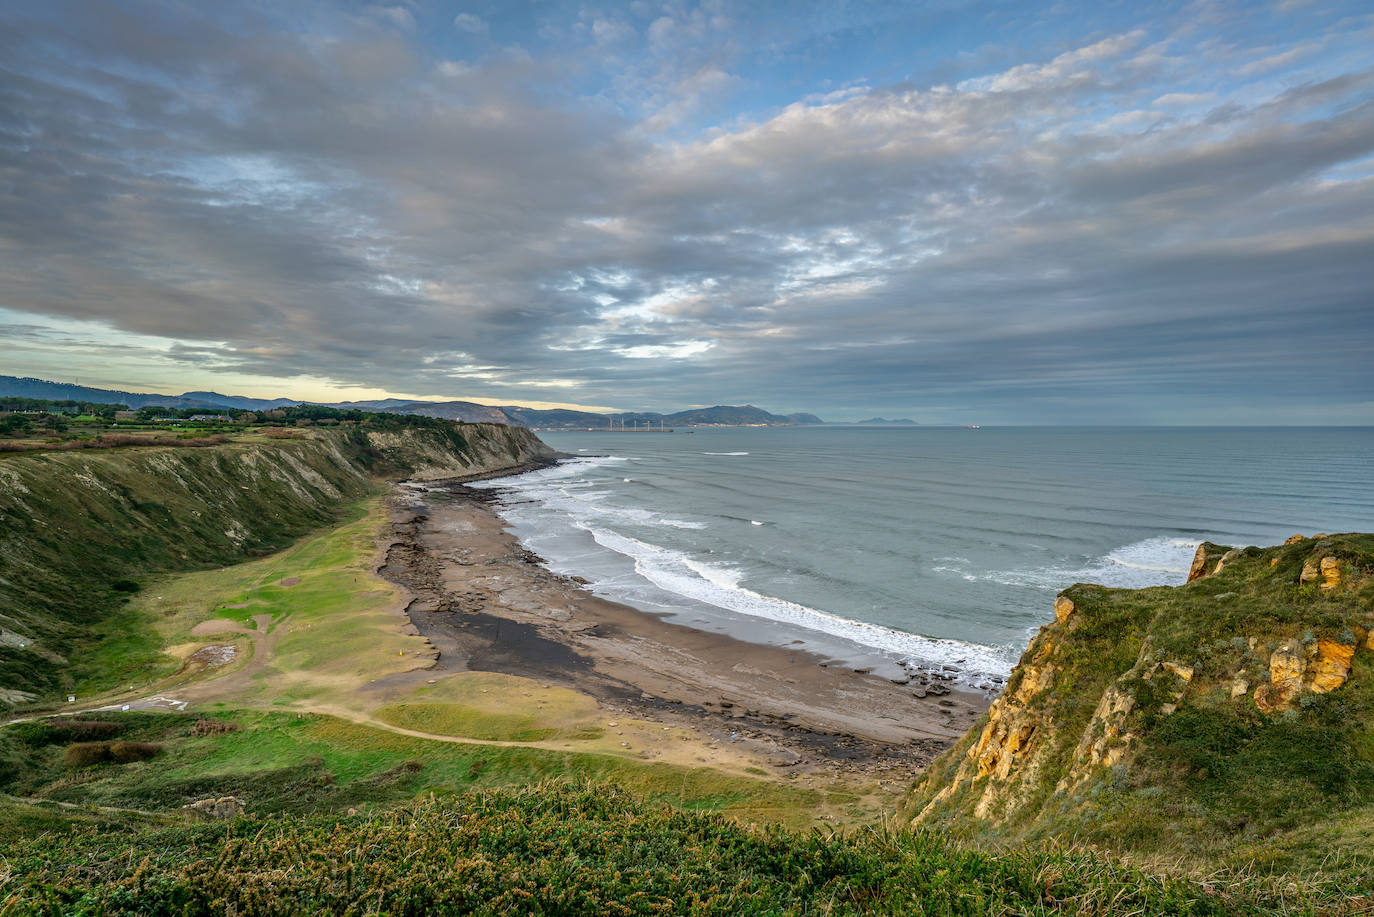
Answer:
381;474;990;779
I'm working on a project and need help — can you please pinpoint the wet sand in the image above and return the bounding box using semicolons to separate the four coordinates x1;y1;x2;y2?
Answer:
379;475;990;780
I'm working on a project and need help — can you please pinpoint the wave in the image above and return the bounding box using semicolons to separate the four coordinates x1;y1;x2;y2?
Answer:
935;536;1199;591
577;524;1013;685
702;451;749;456
474;457;704;531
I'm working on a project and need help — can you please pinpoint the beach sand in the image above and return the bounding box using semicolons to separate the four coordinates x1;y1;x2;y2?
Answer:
379;475;991;783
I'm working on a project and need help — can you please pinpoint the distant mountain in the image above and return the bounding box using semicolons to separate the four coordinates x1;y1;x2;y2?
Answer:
317;398;419;412
656;405;786;426
386;401;510;425
854;417;917;425
495;404;823;429
500;406;611;428
0;376;295;411
0;377;824;428
179;391;299;410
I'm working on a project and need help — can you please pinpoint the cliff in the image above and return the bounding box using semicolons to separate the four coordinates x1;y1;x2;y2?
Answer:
0;424;553;706
905;533;1374;868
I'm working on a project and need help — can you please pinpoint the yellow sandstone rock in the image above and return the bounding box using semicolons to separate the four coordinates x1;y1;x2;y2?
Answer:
1054;594;1075;624
1014;661;1055;705
1307;640;1355;694
1187;544;1217;582
1285;534;1307;545
1211;549;1242;576
1254;641;1305;713
1319;557;1341;591
1161;661;1195;683
1300;559;1321;585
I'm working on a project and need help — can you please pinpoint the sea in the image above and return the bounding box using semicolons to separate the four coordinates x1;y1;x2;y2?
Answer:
470;426;1373;690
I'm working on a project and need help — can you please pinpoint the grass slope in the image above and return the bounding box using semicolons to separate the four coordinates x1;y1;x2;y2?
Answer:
2;782;1334;917
0;423;548;706
0;710;836;829
907;533;1374;881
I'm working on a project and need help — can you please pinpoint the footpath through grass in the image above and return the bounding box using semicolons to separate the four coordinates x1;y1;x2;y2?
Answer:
0;708;850;831
4;781;1346;917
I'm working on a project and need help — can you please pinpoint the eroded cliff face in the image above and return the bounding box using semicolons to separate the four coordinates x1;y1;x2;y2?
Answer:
363;423;554;481
0;424;553;705
907;533;1374;851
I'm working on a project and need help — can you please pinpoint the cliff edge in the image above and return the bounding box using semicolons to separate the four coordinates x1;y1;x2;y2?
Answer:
0;423;553;706
905;533;1374;869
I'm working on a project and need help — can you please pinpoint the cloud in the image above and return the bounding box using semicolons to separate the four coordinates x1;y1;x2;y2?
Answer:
366;5;416;31
0;2;1370;422
453;12;487;34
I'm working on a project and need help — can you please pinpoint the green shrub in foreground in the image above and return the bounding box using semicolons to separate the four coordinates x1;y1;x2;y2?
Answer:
3;782;1316;916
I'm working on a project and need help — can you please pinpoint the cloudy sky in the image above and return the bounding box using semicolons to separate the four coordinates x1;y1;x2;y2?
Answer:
1;0;1371;422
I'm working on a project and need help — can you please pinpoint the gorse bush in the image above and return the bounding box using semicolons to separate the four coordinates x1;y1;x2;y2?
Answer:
189;718;240;737
61;739;161;767
108;740;162;763
63;742;113;768
52;720;124;742
1;782;1328;916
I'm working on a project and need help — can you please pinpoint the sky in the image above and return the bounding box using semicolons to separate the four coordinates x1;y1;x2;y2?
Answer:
1;0;1371;423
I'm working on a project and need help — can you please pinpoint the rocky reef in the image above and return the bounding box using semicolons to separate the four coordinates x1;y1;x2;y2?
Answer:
906;533;1374;861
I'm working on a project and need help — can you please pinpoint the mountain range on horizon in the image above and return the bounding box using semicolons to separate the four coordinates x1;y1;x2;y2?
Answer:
0;375;828;428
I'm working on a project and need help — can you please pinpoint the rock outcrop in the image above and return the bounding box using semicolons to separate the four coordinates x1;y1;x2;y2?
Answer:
907;532;1374;854
184;796;246;819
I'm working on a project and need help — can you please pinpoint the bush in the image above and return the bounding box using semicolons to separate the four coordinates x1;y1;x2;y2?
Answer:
5;721;53;747
190;718;240;737
109;741;162;763
110;579;141;593
51;720;123;742
63;742;112;767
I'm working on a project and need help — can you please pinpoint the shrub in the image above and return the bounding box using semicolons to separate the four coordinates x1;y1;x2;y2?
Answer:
109;741;162;763
6;721;53;747
110;579;141;593
63;742;112;767
190;718;240;737
51;720;124;742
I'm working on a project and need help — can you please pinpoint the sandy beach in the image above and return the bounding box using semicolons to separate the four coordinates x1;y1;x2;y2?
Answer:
380;473;991;782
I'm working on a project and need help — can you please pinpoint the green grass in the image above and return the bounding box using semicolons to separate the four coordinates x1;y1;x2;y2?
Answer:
0;423;551;708
0;710;827;829
376;702;570;742
6;781;1351;916
907;533;1374;880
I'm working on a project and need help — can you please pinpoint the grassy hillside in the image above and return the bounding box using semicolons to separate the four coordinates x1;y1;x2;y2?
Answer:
0;423;552;707
1;780;1335;916
905;533;1374;878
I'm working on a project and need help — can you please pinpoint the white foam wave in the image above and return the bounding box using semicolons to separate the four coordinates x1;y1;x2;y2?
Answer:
702;451;749;455
937;536;1200;591
579;524;1012;684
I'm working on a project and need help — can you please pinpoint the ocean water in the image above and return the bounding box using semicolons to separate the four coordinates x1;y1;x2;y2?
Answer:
470;426;1373;689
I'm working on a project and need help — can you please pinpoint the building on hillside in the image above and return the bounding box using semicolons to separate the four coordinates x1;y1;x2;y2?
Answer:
189;414;231;422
